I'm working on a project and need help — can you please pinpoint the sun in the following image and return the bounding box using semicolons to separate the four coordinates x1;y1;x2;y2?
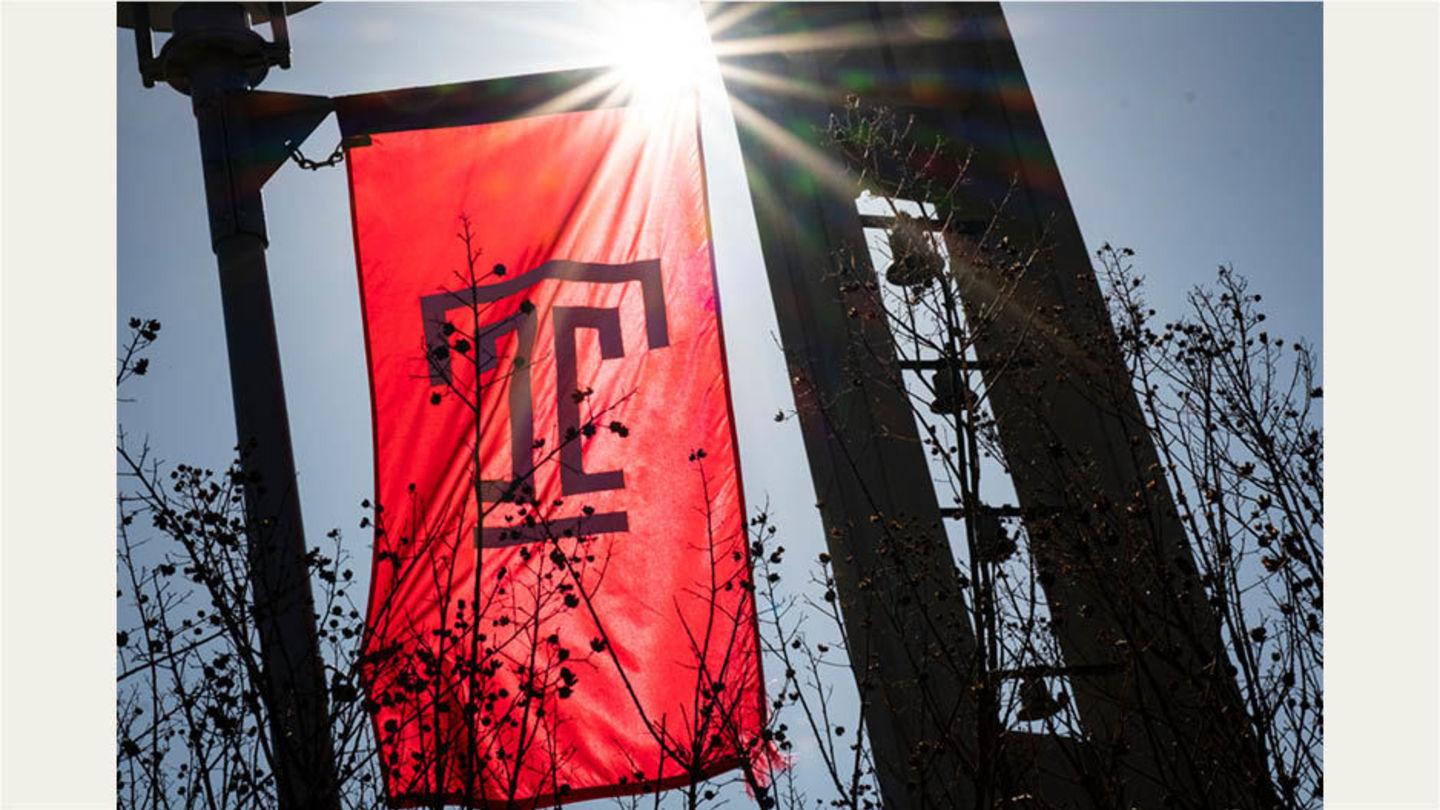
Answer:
600;1;716;105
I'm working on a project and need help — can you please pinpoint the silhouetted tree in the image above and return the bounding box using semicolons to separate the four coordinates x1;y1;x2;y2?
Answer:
116;215;775;810
117;105;1320;810
740;99;1320;810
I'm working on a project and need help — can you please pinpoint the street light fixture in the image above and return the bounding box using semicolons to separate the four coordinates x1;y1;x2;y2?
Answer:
119;2;315;89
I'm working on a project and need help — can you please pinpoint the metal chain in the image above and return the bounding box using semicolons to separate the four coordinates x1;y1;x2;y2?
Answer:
285;140;345;170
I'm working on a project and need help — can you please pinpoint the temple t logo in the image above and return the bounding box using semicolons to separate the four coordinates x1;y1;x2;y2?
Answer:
419;259;669;547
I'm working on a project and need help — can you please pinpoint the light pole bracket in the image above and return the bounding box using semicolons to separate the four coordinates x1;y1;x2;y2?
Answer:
229;90;336;189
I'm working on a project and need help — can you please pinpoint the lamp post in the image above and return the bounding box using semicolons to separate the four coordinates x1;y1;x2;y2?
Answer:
119;4;339;808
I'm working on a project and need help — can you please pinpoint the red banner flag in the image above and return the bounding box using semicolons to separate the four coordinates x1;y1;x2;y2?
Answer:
338;72;768;807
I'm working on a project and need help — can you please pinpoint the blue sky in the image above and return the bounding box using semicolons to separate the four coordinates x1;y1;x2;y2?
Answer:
111;1;1324;805
117;1;1321;588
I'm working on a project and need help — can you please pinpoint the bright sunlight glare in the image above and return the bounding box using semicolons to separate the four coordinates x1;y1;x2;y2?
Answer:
601;1;717;104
